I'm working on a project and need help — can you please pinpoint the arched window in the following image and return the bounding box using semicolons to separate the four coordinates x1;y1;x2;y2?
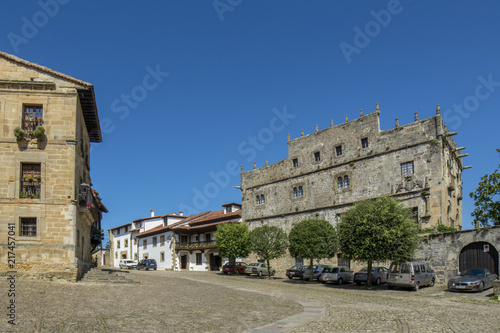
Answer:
261;194;265;204
337;177;344;189
344;175;350;188
293;187;298;198
298;186;304;197
256;195;261;205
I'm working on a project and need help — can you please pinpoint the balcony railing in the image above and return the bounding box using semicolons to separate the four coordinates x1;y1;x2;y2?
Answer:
175;241;216;250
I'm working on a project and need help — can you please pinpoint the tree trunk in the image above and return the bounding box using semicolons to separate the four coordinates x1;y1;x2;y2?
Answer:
309;258;314;281
266;259;271;278
367;260;373;287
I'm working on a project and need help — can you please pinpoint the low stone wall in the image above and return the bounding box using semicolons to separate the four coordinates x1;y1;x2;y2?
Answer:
414;226;500;284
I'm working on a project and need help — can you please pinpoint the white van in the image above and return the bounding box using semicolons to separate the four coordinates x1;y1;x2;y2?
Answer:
387;261;436;291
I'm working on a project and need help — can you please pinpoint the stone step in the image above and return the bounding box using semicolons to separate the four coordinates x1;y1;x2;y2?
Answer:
79;267;138;284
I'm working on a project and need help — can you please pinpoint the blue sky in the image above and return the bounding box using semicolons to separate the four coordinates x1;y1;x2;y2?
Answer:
2;1;499;244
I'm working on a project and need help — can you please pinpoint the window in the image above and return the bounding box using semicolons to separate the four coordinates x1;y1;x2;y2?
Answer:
337;177;344;189
143;239;147;249
124;239;128;247
23;105;43;139
336;145;342;156
401;161;414;175
314;152;321;162
196;253;202;265
256;194;265;205
160;252;165;262
20;163;41;199
153;236;157;247
160;235;165;246
116;240;120;249
293;186;304;198
20;218;36;237
292;158;299;168
115;252;118;259
206;233;211;242
361;137;369;148
344;175;350;188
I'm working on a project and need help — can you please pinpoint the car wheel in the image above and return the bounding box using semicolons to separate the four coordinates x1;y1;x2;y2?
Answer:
356;281;362;286
258;271;263;277
413;283;419;291
375;277;381;286
304;278;310;281
271;270;275;276
478;282;484;292
429;278;435;287
288;276;293;279
223;271;228;275
338;278;343;286
234;269;240;275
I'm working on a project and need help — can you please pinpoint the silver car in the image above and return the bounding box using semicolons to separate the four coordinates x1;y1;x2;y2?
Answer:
318;266;354;285
387;261;436;291
119;259;137;269
448;268;498;292
354;266;388;285
302;264;333;281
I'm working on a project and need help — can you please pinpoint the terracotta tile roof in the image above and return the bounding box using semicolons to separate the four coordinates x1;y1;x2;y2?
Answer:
132;212;186;223
108;222;132;231
222;202;242;207
135;211;211;238
187;209;242;225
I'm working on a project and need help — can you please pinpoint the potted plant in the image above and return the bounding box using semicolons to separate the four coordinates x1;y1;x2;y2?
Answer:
19;193;27;198
36;175;41;181
34;126;45;140
14;127;25;140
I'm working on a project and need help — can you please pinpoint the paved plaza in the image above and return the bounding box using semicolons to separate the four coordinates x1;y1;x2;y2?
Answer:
2;269;499;332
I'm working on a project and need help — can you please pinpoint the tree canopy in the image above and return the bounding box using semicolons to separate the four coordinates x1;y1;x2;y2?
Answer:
337;196;419;286
470;148;500;227
288;219;338;279
249;225;288;277
215;222;250;261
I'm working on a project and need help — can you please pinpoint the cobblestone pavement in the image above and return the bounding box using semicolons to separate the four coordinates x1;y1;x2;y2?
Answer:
2;270;499;332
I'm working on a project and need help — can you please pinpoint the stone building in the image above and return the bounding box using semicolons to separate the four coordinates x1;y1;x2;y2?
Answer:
0;51;107;281
241;105;466;271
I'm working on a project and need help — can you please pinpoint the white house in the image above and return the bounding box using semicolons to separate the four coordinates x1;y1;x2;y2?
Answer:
136;203;242;271
109;210;186;267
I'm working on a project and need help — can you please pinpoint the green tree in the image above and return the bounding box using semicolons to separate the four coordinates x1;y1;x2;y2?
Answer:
288;219;338;281
215;222;250;267
338;196;419;286
470;149;500;227
249;225;288;277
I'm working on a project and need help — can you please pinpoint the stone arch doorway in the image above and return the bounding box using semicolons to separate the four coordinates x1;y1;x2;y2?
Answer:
459;242;498;276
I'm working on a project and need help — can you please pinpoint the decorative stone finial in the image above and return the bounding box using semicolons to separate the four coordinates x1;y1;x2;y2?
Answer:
395;118;399;127
315;124;318;132
436;104;440;115
287;133;290;142
241;165;243;172
376;103;380;113
360;109;363;116
301;129;304;136
330;119;333;127
265;159;268;166
414;112;419;121
345;115;348;123
253;162;256;169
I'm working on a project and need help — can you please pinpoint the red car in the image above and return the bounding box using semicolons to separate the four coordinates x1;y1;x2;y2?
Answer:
222;262;247;275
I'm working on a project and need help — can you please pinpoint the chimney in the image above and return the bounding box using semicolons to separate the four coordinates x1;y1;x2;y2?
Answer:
179;211;184;216
150;209;155;217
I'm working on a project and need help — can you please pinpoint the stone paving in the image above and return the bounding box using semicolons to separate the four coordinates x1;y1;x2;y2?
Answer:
1;269;499;332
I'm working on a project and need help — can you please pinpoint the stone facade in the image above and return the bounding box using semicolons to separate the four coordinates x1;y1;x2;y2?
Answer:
0;52;106;281
241;106;465;274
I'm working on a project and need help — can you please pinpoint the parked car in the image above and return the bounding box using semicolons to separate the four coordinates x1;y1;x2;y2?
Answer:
222;262;247;275
302;264;333;281
448;268;498;292
318;266;354;285
119;259;138;269
354;266;388;285
387;261;436;291
244;263;276;276
286;265;305;279
136;259;157;270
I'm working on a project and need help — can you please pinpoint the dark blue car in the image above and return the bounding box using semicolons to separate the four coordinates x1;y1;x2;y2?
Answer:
136;259;157;270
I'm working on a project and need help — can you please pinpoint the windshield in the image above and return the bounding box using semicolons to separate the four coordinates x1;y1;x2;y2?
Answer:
359;268;368;272
462;269;486;278
304;265;318;271
248;263;259;267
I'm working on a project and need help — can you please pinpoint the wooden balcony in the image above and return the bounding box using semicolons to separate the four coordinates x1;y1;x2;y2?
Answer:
175;241;216;251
